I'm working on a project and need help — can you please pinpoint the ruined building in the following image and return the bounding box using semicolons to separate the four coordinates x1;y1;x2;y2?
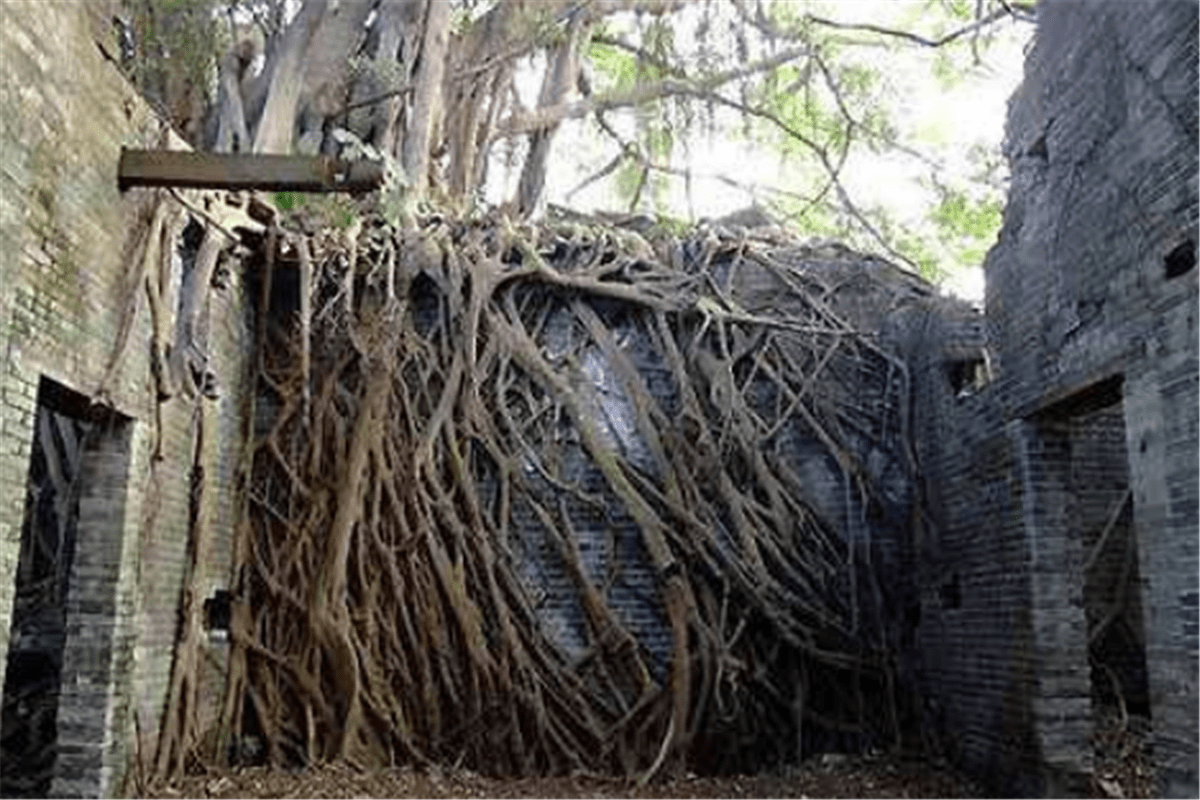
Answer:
903;2;1198;794
0;0;1195;797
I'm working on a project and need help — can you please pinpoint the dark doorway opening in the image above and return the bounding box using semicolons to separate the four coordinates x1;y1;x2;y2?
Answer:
1043;376;1152;739
0;378;130;798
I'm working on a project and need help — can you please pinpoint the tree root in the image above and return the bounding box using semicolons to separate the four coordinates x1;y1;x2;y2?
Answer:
193;210;921;781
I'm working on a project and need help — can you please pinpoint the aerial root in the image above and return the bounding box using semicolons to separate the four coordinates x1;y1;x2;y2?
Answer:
191;212;916;781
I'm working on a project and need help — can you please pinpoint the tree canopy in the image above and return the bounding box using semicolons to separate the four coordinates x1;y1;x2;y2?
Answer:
115;0;1033;281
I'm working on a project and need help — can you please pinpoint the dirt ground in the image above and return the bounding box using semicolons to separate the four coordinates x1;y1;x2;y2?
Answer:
133;702;1158;798
138;752;985;799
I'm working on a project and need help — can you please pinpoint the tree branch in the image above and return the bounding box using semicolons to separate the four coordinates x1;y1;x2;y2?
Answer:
806;6;1012;49
333;82;414;117
810;51;939;170
733;0;1030;48
493;44;810;139
688;89;918;269
579;109;827;215
568;68;906;263
590;32;689;80
564;114;637;201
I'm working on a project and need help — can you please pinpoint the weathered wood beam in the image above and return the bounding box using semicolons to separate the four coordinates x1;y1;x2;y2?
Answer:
117;148;384;193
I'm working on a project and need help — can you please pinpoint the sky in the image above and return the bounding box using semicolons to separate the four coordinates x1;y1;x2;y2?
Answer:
487;1;1035;303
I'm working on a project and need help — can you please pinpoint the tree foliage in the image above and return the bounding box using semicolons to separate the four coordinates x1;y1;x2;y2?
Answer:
116;0;1034;278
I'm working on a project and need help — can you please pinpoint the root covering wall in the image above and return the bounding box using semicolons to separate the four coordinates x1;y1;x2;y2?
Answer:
231;212;931;778
0;4;252;796
909;0;1198;795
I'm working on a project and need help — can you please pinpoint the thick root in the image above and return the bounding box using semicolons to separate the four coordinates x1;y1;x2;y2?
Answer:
206;211;918;779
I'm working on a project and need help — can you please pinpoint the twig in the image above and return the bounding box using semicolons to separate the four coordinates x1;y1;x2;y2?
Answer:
806;7;1012;49
335;82;413;116
591;33;689;80
1100;661;1129;734
637;716;675;787
675;87;921;270
167;187;242;242
1089;521;1137;647
493;44;811;138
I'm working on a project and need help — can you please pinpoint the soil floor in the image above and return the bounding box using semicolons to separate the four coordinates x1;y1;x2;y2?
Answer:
138;752;985;799
136;708;1157;799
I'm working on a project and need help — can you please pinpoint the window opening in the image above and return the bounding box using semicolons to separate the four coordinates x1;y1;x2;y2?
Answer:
1164;239;1195;279
945;349;992;398
204;590;232;641
939;573;961;610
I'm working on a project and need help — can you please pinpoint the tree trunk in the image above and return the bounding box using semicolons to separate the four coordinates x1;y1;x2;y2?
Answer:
253;0;329;154
402;0;450;199
375;0;423;152
170;224;224;395
516;13;590;216
298;0;375;133
213;45;251;153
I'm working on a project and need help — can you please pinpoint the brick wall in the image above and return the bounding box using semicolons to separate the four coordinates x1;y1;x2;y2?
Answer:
911;0;1198;795
0;4;253;796
894;299;1048;795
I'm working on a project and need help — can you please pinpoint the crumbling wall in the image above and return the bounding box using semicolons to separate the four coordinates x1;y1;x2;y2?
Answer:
0;4;252;796
912;0;1198;795
902;300;1044;796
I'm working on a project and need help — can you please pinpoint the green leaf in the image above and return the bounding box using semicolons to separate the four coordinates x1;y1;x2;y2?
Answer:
274;192;305;212
931;50;965;90
931;189;1002;242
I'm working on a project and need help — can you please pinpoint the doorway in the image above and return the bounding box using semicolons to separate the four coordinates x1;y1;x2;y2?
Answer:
1042;375;1152;778
1071;402;1150;720
0;378;132;797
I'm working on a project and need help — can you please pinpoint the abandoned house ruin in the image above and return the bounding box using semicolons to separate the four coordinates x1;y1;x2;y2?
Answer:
0;1;1195;797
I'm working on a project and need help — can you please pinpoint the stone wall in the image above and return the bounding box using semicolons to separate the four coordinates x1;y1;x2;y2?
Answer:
911;0;1198;795
0;4;252;796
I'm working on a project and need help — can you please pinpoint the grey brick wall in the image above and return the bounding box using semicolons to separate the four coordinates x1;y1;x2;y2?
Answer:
494;248;930;685
893;300;1048;796
0;4;253;796
910;0;1198;795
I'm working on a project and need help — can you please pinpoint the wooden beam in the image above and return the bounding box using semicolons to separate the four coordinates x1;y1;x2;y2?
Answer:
117;148;385;193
